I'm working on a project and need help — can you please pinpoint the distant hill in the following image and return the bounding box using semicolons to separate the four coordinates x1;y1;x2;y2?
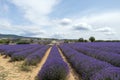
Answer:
0;34;25;39
0;34;58;40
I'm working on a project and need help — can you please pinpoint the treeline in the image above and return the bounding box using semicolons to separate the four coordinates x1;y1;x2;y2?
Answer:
0;39;10;44
78;36;96;42
64;36;96;43
0;38;51;45
64;36;120;43
0;36;120;45
95;40;120;42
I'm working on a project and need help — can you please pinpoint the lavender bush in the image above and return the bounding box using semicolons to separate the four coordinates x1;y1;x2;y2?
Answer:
59;44;116;80
11;45;42;61
36;45;69;80
4;44;36;56
0;44;42;56
24;45;50;66
90;67;120;80
70;44;120;67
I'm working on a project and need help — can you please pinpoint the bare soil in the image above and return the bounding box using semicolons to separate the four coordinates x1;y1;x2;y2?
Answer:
0;47;80;80
0;47;51;80
58;47;82;80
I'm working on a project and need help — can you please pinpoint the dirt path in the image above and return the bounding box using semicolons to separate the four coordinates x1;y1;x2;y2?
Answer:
58;48;81;80
30;47;52;80
0;55;23;80
0;47;51;80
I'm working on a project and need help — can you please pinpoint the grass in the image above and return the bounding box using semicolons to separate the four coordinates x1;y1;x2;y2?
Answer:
0;71;8;80
20;63;32;72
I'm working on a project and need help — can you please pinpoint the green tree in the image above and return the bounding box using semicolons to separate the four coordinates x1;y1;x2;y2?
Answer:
64;40;69;43
16;40;30;44
0;39;10;44
89;36;95;42
84;39;88;42
78;38;84;42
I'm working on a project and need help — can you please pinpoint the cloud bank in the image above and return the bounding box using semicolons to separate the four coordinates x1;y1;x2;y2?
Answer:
0;0;120;40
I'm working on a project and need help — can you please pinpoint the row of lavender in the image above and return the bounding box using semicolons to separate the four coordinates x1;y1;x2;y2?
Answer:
59;44;120;80
0;44;49;66
74;42;120;54
0;44;42;56
36;45;69;80
85;42;120;54
0;44;69;80
67;42;120;67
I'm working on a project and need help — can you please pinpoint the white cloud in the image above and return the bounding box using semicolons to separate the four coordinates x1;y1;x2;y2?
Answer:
78;11;120;29
1;0;120;40
105;32;116;35
19;26;46;36
73;23;92;31
0;18;18;33
95;27;116;35
59;18;72;26
0;18;46;37
68;11;120;39
95;27;113;32
10;0;60;25
0;19;10;27
51;33;65;39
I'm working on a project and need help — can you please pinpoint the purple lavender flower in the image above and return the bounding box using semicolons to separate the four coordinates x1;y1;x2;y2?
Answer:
11;45;42;61
90;67;120;80
24;45;50;65
69;43;120;67
59;44;114;80
37;45;69;80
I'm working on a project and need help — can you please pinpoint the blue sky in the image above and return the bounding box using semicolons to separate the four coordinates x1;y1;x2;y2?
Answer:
0;0;120;39
50;0;120;18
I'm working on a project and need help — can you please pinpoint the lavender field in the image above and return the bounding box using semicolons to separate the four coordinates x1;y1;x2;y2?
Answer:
1;0;120;80
0;42;120;80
